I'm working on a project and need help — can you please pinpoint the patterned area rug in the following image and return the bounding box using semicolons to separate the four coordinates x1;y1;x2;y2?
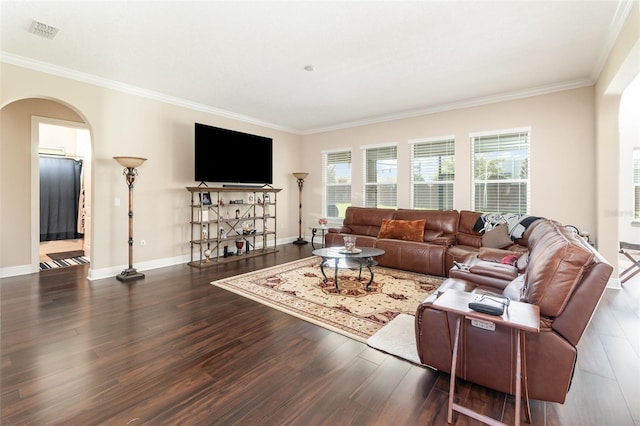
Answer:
40;256;90;270
211;257;444;342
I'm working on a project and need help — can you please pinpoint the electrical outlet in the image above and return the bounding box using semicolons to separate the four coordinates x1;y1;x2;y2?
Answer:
140;240;146;245
114;197;120;206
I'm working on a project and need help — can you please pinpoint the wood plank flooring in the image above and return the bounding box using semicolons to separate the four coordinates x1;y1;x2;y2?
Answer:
1;243;639;425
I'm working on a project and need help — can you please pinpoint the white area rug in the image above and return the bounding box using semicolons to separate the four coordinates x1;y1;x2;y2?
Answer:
366;313;423;365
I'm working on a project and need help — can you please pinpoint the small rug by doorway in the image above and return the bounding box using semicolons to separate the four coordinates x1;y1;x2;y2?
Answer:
211;257;444;342
46;250;85;260
40;256;89;270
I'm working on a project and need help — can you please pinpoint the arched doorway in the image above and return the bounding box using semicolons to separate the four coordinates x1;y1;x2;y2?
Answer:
0;97;93;276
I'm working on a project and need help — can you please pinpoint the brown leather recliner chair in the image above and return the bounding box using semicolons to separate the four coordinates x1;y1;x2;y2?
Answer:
415;219;613;403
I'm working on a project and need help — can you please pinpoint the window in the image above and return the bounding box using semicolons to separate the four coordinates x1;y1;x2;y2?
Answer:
472;129;530;214
363;145;397;208
323;150;352;218
410;137;455;210
634;149;640;220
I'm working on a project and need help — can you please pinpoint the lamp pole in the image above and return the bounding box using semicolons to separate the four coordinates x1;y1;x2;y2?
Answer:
292;172;309;245
114;156;147;282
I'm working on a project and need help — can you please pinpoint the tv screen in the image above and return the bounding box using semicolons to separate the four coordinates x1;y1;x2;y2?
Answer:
195;123;273;185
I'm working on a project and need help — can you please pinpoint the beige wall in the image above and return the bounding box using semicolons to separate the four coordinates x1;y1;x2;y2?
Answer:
300;87;597;234
595;1;640;277
1;63;302;278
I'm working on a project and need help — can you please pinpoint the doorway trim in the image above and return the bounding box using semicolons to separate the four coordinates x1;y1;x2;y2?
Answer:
31;116;91;271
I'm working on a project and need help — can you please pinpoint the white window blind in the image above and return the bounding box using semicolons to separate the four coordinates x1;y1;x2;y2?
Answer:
410;138;455;210
363;145;397;208
634;149;640;220
472;130;530;214
323;150;352;218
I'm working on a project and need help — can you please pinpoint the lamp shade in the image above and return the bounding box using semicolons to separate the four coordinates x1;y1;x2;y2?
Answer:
292;172;309;180
114;156;147;168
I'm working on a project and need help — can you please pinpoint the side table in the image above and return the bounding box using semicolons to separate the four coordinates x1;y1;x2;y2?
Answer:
309;225;331;249
432;290;540;426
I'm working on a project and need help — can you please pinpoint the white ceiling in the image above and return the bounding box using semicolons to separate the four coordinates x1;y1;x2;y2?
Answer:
0;1;634;134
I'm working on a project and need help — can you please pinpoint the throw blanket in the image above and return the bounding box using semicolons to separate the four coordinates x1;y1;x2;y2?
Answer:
473;213;543;240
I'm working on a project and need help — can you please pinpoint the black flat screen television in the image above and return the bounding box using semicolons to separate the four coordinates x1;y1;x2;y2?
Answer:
194;123;273;185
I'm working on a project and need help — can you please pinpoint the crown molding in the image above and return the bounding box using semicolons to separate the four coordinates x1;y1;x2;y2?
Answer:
2;51;594;137
1;52;299;134
302;79;594;135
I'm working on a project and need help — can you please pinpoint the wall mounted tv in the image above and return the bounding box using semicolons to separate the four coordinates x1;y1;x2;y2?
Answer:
194;123;273;186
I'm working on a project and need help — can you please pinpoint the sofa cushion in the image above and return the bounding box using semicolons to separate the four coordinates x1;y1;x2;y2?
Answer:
378;219;426;242
482;223;512;248
524;220;595;317
457;210;483;247
343;207;396;237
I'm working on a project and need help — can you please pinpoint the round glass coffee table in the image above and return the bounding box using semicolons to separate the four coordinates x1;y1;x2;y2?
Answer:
311;246;385;291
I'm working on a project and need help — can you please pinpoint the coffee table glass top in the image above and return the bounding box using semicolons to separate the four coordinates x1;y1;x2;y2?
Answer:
312;247;385;259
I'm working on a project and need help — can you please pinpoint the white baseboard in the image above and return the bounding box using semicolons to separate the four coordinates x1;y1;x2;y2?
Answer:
3;236;309;281
0;263;38;278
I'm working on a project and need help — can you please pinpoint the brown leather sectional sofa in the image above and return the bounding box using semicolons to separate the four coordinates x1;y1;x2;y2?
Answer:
324;206;529;276
326;206;613;404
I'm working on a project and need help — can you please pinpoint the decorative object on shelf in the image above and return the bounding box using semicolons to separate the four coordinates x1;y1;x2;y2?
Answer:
203;248;212;262
257;197;263;206
292;172;309;245
248;194;254;204
220;229;227;239
200;192;211;205
235;208;240;219
113;156;147;282
264;194;271;204
201;226;208;240
235;238;244;255
219;199;225;207
318;218;328;225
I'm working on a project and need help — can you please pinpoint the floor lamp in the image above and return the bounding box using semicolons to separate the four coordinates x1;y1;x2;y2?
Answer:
114;156;147;282
292;172;309;245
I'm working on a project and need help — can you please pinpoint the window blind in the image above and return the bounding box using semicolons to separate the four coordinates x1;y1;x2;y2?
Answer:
364;145;397;208
472;130;530;214
410;138;455;210
323;150;352;218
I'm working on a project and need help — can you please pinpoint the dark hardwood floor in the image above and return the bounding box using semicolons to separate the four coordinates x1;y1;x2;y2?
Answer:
2;243;639;425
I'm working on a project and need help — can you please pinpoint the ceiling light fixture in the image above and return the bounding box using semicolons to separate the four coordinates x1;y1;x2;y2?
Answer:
29;20;60;39
304;65;314;72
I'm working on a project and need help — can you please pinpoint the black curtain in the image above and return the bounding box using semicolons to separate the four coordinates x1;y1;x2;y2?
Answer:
40;156;83;242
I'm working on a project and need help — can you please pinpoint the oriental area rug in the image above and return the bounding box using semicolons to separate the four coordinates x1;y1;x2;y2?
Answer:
211;257;444;343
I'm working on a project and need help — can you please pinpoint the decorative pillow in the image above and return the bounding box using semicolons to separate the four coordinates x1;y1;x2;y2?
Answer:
501;254;520;266
482;223;512;249
502;274;526;301
377;219;426;242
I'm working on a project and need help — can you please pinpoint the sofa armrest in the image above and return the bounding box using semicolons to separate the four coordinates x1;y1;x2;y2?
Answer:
469;261;518;281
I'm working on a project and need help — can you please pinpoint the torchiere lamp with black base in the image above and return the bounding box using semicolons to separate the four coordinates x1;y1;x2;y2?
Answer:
292;172;309;245
114;156;147;282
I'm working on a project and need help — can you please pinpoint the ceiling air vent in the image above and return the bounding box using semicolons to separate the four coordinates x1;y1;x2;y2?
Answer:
29;20;60;39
